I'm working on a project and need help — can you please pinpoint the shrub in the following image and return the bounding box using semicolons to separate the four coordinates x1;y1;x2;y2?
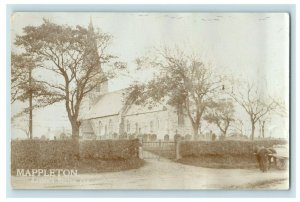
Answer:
11;140;40;172
80;139;139;160
11;140;79;173
179;139;288;157
11;139;140;174
177;154;258;169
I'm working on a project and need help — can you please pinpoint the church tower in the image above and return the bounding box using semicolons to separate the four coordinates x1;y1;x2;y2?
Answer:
86;17;108;96
79;18;108;118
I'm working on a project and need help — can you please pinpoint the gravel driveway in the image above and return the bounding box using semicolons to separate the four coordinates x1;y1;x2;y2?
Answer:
11;152;289;189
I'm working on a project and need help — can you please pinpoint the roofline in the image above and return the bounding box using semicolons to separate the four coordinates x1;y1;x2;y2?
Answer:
125;108;166;117
85;108;167;120
84;113;120;120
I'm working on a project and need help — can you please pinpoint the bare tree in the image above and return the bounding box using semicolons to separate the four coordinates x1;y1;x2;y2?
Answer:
127;48;222;138
15;19;123;139
229;81;281;140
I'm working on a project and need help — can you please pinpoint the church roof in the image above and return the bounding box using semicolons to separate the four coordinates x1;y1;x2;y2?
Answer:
126;102;167;116
84;89;125;119
83;89;169;120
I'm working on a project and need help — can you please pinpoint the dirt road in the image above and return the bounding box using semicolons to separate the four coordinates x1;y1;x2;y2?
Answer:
11;152;289;189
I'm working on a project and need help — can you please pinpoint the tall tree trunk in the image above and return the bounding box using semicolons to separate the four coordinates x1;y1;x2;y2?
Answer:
192;123;199;140
251;121;255;140
65;89;80;140
198;122;202;136
71;119;80;140
177;103;184;126
28;67;33;139
222;130;226;137
223;122;230;137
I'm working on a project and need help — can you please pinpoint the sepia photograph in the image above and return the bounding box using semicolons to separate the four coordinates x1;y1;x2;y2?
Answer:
10;12;289;190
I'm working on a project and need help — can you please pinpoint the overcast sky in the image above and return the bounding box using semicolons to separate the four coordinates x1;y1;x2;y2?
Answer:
11;12;289;139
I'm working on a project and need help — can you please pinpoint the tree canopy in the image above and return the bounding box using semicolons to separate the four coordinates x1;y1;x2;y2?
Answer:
127;48;223;137
204;100;235;137
14;19;122;138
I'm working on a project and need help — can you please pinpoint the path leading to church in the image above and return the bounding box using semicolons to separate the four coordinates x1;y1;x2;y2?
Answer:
12;152;288;189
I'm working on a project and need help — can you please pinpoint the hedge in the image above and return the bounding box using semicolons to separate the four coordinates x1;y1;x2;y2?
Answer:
11;139;140;174
79;139;139;160
179;139;288;157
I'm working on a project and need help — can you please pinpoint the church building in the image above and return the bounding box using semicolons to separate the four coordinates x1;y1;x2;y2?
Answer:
78;20;194;140
79;87;195;140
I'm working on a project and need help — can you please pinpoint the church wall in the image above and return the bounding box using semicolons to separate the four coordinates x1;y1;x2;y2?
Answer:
81;103;196;140
123;107;194;140
89;115;120;139
123;110;168;140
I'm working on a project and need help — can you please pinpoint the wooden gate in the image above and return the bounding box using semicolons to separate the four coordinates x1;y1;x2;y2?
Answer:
141;140;176;160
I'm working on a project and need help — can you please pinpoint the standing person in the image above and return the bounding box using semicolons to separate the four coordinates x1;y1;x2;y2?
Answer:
254;146;275;172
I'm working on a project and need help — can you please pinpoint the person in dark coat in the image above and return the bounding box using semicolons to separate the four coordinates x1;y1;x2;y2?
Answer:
254;146;277;172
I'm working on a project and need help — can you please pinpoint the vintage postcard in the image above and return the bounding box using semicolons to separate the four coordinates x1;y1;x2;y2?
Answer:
10;12;289;189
